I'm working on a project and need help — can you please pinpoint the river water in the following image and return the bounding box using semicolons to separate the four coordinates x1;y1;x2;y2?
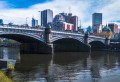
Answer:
0;47;120;82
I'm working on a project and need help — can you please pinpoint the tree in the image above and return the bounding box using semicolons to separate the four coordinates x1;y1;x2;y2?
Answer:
86;26;92;33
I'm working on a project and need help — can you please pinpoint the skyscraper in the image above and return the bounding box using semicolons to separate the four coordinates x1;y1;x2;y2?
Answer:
52;12;78;31
69;16;78;31
0;19;3;25
32;18;38;27
41;9;53;27
92;13;102;33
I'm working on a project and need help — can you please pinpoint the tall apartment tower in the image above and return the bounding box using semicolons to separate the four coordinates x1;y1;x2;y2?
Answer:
41;9;53;27
69;16;78;31
67;13;78;31
0;19;3;25
92;13;102;33
32;17;38;27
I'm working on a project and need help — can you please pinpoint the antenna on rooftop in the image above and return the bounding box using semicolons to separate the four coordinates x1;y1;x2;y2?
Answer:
106;20;108;27
80;19;81;29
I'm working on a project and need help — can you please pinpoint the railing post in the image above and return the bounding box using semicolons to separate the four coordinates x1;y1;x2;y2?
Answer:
44;25;51;44
84;33;89;44
84;33;91;52
104;37;110;46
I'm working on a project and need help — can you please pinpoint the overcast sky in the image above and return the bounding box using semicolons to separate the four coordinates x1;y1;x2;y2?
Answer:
0;0;120;27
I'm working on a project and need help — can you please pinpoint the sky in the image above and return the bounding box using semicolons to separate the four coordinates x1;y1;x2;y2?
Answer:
0;0;120;27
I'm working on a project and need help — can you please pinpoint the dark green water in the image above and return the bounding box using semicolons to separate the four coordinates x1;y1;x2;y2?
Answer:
0;47;120;82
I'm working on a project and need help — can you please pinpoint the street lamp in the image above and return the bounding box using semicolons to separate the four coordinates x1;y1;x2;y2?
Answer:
26;17;29;25
38;11;41;26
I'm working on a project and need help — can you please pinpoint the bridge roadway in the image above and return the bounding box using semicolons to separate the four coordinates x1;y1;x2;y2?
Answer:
0;25;110;54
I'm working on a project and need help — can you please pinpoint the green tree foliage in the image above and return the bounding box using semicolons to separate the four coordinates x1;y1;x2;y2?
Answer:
86;26;92;33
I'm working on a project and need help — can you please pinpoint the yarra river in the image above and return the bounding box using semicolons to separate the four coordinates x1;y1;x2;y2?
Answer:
0;47;120;82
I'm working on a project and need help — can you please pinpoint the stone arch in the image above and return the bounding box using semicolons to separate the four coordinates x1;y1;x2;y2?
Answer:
0;33;52;54
89;41;106;51
52;37;90;52
51;36;84;43
0;33;44;43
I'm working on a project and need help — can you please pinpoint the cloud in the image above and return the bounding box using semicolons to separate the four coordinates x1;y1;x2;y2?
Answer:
98;0;120;27
0;9;34;25
30;0;89;25
0;0;120;28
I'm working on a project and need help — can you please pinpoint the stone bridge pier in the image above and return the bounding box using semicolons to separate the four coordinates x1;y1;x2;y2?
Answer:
44;25;53;53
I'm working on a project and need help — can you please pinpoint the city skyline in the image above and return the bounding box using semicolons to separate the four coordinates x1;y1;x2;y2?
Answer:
0;0;120;27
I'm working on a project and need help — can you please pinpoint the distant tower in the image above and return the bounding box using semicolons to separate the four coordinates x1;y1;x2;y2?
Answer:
92;13;102;33
67;7;78;31
69;16;78;31
0;19;3;25
41;9;53;27
32;17;38;27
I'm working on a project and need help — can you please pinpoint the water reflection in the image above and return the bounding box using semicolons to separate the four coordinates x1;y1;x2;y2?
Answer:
0;47;19;69
0;47;120;82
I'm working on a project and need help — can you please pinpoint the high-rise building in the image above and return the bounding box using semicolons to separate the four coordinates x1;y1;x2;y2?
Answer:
41;9;53;27
52;14;65;31
108;23;118;33
62;13;78;31
67;13;72;22
69;16;78;31
59;12;68;22
92;13;102;33
92;13;102;25
32;18;38;27
53;14;65;22
52;12;78;31
0;19;3;25
52;21;74;31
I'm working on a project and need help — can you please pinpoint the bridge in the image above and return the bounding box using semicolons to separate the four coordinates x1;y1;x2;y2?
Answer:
0;24;110;54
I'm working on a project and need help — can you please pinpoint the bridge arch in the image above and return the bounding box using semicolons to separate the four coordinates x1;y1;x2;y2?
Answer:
51;36;84;43
0;33;52;54
52;37;90;52
89;41;106;51
0;33;44;43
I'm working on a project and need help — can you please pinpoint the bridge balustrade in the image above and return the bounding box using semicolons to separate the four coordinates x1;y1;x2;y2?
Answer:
0;25;107;43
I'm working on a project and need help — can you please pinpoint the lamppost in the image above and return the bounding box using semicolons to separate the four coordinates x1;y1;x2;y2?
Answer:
38;11;41;26
25;17;29;27
26;17;29;25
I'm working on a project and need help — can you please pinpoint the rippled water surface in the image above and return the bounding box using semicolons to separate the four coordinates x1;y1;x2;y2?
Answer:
0;47;120;82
